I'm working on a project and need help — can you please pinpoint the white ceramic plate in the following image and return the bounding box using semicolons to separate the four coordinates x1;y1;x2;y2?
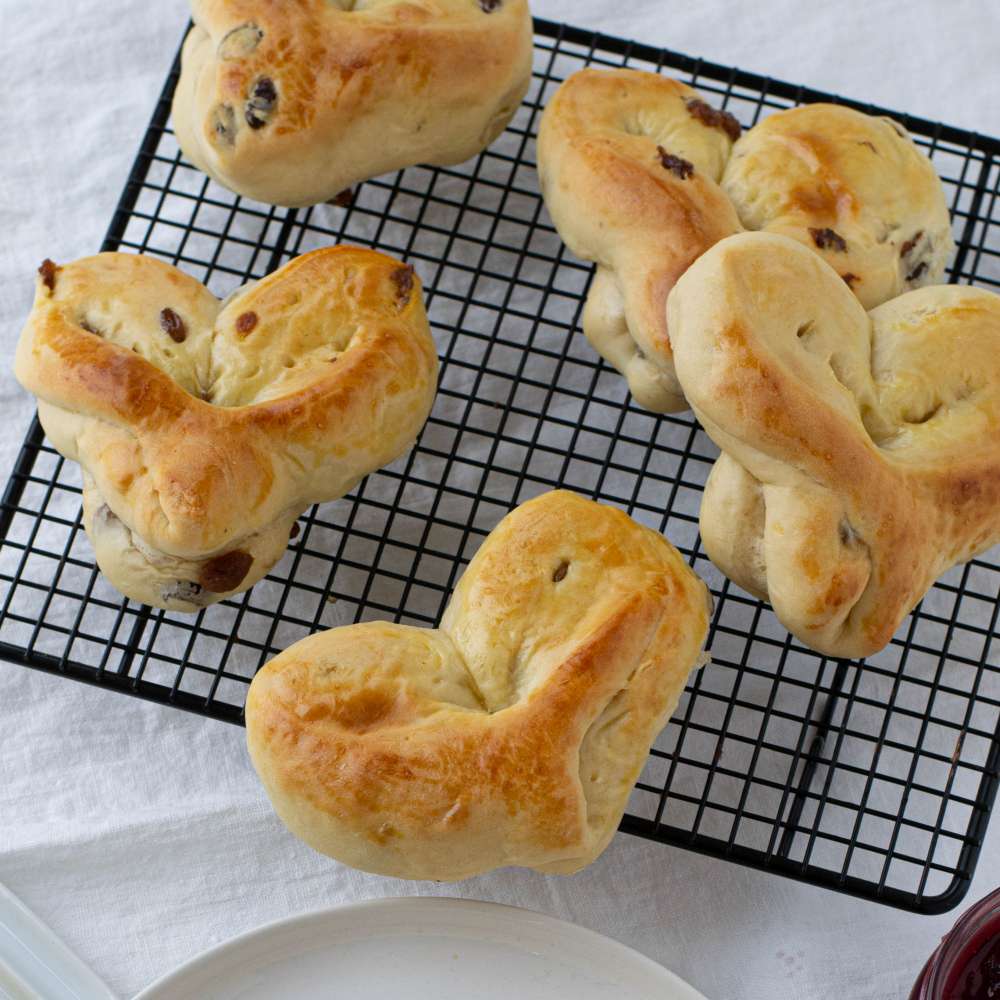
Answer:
135;897;707;1000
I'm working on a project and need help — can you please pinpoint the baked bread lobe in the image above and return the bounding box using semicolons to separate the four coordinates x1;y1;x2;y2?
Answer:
14;247;439;611
173;0;533;207
537;69;954;413
721;104;953;309
246;490;711;880
538;69;742;412
668;231;1000;659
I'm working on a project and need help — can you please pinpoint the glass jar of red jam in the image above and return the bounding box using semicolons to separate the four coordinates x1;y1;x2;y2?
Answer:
911;887;1000;999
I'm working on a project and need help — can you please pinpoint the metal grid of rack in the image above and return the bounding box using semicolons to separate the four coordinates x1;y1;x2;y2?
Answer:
2;19;999;914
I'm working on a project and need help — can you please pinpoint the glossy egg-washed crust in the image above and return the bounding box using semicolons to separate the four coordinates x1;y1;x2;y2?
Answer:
173;0;533;207
14;247;438;611
537;69;953;413
669;232;1000;659
246;490;711;880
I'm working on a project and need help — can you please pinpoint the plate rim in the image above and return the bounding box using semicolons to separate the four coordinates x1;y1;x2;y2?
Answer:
133;895;707;1000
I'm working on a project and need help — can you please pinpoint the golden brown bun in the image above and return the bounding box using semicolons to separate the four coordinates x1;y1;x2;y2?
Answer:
173;0;533;207
14;247;438;611
721;104;953;310
538;69;953;413
538;69;741;412
668;232;1000;659
246;490;711;880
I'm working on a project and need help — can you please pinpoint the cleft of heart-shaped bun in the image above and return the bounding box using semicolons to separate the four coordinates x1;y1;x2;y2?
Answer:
173;0;533;207
14;247;438;611
537;69;953;413
246;490;711;880
668;231;1000;659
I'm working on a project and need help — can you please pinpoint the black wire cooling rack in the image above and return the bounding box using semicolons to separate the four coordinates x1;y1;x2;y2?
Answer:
3;18;1000;915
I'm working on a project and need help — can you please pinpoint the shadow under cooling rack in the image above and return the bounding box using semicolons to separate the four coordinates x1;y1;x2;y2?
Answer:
2;19;1000;915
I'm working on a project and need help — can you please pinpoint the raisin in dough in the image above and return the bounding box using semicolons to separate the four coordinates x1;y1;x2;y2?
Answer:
246;490;711;880
15;248;438;611
173;0;533;206
669;232;1000;659
538;69;953;412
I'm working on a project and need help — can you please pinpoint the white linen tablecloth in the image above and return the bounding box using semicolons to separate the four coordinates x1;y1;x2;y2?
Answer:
1;2;998;997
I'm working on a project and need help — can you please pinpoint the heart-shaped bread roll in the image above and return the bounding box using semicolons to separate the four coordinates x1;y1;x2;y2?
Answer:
538;69;953;412
668;231;1000;659
173;0;533;207
246;490;711;880
14;247;438;611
